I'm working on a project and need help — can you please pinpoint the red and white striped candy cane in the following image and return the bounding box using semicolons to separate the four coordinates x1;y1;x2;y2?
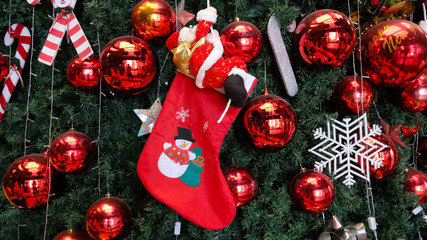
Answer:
0;23;31;121
26;0;40;5
38;0;93;66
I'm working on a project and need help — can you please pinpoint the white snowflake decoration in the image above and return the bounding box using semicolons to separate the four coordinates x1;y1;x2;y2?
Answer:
309;114;388;187
203;121;209;132
176;107;189;122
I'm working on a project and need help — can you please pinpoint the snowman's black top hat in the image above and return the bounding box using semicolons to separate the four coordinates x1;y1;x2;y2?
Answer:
174;127;195;143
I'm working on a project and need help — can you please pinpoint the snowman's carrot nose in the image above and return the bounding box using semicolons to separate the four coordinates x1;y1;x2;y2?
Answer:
182;143;188;147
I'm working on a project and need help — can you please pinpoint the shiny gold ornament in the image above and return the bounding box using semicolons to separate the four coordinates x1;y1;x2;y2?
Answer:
131;0;176;44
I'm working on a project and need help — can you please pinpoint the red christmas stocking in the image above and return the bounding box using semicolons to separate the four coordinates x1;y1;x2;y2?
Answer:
137;72;257;230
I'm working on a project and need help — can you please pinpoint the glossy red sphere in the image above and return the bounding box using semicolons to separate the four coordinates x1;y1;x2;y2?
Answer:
220;21;262;63
238;93;296;152
49;131;95;173
361;20;427;87
100;36;159;95
131;0;176;44
289;170;335;214
86;196;132;240
295;9;356;69
2;154;51;209
67;55;100;92
404;169;427;204
401;122;422;138
418;138;427;169
397;71;427;112
367;134;398;179
223;165;258;207
0;52;9;82
53;229;92;240
332;76;374;115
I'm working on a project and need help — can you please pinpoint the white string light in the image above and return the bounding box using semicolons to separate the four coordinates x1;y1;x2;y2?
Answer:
23;6;36;156
43;6;58;239
347;0;378;239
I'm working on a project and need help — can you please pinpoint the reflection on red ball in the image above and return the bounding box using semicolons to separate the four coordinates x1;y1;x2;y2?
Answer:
404;168;427;204
67;55;100;92
49;131;95;173
53;229;92;240
220;21;262;63
332;76;374;115
361;20;427;87
238;93;296;152
223;165;258;207
397;71;427;112
295;9;356;69
367;134;398;179
100;36;159;95
86;195;132;240
2;154;51;209
418;138;427;169
289;170;335;214
131;0;176;43
0;52;8;82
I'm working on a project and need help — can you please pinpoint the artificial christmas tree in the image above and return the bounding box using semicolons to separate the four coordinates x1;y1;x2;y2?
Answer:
1;0;427;239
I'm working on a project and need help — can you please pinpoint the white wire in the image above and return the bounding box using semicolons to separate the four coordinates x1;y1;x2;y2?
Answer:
423;3;426;21
347;0;378;239
23;6;36;156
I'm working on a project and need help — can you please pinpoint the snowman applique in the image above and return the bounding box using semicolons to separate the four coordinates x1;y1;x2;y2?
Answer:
158;127;204;186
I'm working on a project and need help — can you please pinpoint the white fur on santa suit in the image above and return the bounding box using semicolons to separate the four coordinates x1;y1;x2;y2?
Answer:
178;26;196;43
197;7;218;23
195;38;224;88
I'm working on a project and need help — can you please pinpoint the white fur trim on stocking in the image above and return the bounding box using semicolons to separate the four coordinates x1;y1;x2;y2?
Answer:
196;7;218;24
195;39;224;88
419;20;427;34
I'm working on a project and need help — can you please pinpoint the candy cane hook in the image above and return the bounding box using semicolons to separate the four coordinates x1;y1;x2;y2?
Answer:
26;0;40;5
0;23;31;121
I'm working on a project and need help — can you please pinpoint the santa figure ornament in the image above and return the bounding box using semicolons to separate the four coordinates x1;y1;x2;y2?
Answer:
165;7;249;108
138;6;257;230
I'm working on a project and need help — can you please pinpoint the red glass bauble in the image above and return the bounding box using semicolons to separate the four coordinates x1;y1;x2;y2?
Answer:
53;229;92;240
332;76;374;115
289;170;335;214
418;138;427;169
238;93;296;152
404;168;427;204
86;195;132;240
367;134;398;179
100;36;159;95
0;52;9;82
401;122;422;138
67;55;100;92
223;165;258;207
295;9;356;69
131;0;176;44
2;154;51;209
361;20;427;87
220;20;262;63
49;131;95;173
397;71;427;112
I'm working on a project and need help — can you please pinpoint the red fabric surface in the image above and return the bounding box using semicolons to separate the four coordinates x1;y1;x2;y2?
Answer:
137;72;256;229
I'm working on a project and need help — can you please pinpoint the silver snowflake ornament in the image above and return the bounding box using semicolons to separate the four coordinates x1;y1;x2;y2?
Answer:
309;114;388;187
